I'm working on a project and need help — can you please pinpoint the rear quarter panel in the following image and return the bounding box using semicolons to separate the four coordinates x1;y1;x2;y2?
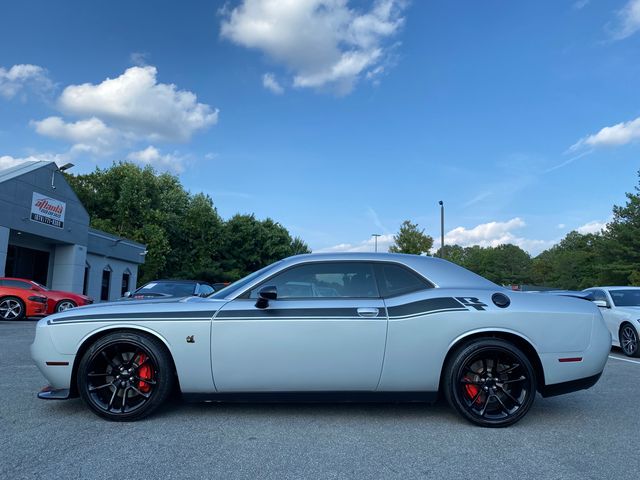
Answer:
378;288;599;391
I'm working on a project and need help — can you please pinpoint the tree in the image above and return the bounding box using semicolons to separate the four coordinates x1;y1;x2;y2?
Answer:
66;162;309;285
599;171;640;285
389;220;433;255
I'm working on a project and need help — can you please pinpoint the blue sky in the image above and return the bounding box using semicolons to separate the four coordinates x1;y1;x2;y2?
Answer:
1;0;639;255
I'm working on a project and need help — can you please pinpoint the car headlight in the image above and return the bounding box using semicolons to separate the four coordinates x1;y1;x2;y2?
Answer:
28;296;48;303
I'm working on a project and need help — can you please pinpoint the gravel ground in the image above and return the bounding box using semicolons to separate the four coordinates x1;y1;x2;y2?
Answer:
1;320;639;480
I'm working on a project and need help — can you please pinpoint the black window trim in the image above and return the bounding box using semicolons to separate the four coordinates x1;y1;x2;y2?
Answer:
236;260;434;301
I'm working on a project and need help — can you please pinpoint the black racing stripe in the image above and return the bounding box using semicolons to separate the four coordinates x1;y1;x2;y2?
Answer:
216;307;362;319
49;310;217;323
387;297;465;318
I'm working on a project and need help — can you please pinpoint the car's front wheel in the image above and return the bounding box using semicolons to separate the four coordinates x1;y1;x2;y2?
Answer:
77;331;174;421
443;338;537;428
619;323;640;357
0;297;26;320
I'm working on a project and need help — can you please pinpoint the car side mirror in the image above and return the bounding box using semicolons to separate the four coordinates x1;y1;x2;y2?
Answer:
256;286;277;309
123;291;132;298
593;300;609;308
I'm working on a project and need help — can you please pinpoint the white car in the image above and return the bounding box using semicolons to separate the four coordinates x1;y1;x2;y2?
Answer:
584;287;640;357
31;253;611;427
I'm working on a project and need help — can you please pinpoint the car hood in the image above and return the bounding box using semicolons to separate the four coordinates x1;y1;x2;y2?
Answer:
45;290;90;300
43;296;227;324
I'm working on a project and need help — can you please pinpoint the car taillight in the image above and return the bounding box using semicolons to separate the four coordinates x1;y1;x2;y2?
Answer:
28;296;48;303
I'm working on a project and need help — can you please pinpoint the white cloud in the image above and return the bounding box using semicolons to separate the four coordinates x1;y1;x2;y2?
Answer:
557;223;566;229
130;52;149;66
609;0;640;40
220;0;406;94
127;146;186;174
317;218;554;256
571;116;640;151
262;73;284;94
0;153;63;171
31;116;120;156
0;64;53;99
573;0;589;10
58;66;218;142
576;220;607;234
315;233;395;253
433;218;552;256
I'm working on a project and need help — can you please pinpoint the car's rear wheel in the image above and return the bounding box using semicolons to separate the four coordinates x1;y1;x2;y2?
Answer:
77;331;174;421
0;297;26;321
444;338;537;428
619;323;640;357
55;300;77;312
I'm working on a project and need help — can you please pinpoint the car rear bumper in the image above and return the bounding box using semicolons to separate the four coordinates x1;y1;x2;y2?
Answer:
539;372;602;398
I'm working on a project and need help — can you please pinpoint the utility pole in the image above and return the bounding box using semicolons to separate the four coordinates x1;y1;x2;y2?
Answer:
371;233;381;253
439;201;445;258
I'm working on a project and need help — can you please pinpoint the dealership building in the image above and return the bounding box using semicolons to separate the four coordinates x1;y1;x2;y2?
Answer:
0;161;146;301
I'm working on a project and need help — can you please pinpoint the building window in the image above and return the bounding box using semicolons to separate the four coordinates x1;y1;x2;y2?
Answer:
101;267;112;301
121;271;131;297
83;263;90;296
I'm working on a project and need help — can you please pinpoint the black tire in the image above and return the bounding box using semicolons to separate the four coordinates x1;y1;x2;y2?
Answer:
77;331;174;421
55;299;77;312
443;338;537;428
619;323;640;357
0;296;26;321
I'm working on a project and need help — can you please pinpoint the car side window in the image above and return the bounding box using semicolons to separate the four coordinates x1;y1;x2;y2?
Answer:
374;263;433;298
248;262;379;299
3;280;32;289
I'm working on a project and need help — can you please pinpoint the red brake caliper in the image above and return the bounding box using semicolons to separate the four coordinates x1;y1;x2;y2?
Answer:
465;383;479;401
136;353;153;393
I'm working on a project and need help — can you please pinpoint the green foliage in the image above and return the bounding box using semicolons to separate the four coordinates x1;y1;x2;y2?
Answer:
389;220;434;255
437;244;532;286
66;162;310;285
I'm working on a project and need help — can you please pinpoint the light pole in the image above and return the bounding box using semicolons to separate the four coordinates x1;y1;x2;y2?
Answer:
371;233;381;253
439;201;444;258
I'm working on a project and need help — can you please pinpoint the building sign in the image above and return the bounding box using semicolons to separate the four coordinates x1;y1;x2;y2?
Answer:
30;192;66;229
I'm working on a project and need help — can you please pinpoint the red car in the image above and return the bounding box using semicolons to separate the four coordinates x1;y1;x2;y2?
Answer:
0;280;48;320
0;277;92;316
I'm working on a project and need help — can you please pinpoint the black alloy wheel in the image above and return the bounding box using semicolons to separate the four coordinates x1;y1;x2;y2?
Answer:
77;332;174;421
620;324;640;357
0;297;25;320
444;338;537;428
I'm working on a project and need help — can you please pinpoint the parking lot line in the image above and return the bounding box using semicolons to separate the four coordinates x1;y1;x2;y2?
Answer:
608;354;640;365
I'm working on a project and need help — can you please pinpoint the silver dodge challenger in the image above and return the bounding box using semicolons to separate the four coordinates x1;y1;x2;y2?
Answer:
31;253;610;427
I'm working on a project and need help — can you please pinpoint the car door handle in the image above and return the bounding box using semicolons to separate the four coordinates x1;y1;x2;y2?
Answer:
357;307;379;318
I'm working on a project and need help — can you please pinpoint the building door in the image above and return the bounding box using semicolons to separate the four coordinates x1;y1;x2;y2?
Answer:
5;245;50;285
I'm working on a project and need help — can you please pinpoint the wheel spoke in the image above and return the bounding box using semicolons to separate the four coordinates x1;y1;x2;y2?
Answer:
133;376;157;385
130;385;151;399
100;351;119;370
494;391;510;414
497;363;520;375
107;386;119;410
501;376;526;385
479;393;491;417
498;385;522;406
89;382;114;392
121;387;130;412
87;372;110;377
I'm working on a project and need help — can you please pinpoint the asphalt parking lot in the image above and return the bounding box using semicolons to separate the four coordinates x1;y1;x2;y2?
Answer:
1;320;639;480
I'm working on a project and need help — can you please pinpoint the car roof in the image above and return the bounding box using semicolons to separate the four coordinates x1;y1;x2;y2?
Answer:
0;277;34;282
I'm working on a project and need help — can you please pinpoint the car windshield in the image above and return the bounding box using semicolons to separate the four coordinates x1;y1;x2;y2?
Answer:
609;289;640;307
32;282;48;291
136;282;195;297
209;261;283;299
